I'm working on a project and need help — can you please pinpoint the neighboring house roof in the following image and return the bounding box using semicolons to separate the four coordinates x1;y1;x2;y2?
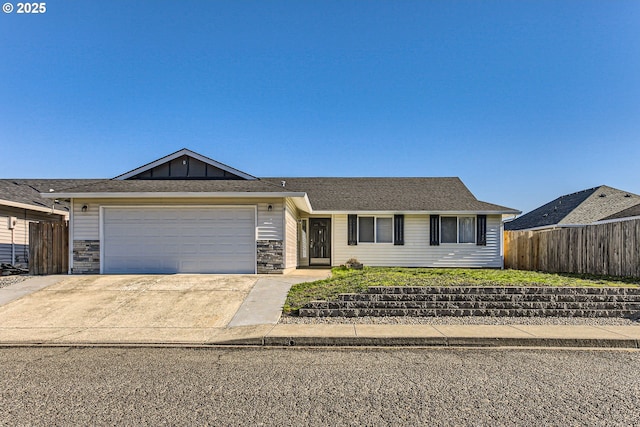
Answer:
0;179;101;215
504;185;640;231
600;203;640;221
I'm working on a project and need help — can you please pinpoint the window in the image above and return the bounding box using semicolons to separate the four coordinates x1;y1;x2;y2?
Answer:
440;216;476;244
440;217;458;243
299;219;308;258
359;217;374;242
350;215;403;245
358;216;393;243
459;217;475;243
376;217;393;243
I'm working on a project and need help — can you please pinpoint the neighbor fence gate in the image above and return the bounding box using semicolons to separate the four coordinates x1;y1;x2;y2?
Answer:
29;221;69;275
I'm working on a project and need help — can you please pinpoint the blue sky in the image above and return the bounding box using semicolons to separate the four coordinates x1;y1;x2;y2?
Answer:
1;1;638;214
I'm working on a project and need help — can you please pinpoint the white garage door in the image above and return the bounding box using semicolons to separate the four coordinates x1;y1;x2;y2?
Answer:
102;206;256;274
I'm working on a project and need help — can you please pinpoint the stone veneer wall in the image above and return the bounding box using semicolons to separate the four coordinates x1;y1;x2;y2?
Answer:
72;240;100;274
257;240;284;274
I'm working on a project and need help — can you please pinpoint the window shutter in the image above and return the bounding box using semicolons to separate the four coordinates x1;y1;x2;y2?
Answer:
477;215;487;246
429;215;440;246
348;214;357;245
394;215;404;245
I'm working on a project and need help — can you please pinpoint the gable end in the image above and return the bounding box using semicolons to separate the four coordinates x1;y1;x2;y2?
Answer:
127;155;245;180
114;148;256;180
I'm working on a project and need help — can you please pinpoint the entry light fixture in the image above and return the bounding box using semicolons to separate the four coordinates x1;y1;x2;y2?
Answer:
267;204;273;212
81;204;88;212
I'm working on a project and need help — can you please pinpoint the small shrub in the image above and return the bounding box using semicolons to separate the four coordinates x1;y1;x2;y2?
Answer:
345;258;363;270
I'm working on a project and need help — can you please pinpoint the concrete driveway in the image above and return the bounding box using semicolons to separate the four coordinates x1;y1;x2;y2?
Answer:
0;271;329;345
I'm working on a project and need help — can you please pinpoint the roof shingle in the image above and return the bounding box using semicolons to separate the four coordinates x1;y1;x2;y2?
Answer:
3;177;519;214
264;177;517;212
0;179;102;212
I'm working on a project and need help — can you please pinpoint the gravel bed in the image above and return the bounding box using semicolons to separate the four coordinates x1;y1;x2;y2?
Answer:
0;275;29;289
280;315;638;326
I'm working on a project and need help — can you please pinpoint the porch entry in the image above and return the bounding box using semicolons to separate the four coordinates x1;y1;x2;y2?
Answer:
309;218;331;266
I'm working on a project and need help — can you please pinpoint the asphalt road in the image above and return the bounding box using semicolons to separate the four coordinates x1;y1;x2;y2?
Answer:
1;347;639;426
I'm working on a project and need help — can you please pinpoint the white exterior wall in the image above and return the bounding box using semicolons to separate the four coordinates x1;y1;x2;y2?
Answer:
284;198;298;269
332;214;503;268
72;197;285;242
70;198;505;270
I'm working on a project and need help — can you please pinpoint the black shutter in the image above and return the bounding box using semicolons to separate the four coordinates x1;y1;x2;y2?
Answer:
394;215;404;245
429;215;440;246
348;214;357;245
477;215;487;246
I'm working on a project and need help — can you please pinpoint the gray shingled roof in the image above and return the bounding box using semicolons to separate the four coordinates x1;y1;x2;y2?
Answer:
601;203;640;221
263;178;518;212
6;177;519;214
0;179;102;212
53;179;288;194
505;186;640;230
2;149;520;214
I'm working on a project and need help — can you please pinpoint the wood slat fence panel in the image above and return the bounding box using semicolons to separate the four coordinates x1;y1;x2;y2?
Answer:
504;218;640;278
28;221;69;275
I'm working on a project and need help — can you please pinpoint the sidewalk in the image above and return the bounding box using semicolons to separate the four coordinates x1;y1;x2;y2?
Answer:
257;323;640;348
1;322;639;349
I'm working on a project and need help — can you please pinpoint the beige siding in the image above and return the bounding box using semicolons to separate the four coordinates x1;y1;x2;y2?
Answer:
72;201;100;240
333;214;503;268
0;216;13;264
72;197;285;242
284;198;299;269
257;201;283;240
0;216;30;265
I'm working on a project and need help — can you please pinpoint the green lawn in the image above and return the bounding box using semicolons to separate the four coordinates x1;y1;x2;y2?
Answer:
283;267;640;314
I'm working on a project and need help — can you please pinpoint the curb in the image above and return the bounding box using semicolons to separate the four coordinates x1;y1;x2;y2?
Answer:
1;336;638;349
261;336;640;349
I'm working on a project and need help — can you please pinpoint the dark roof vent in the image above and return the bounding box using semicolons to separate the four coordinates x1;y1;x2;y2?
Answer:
542;213;548;217
599;193;606;198
625;194;631;198
281;180;286;188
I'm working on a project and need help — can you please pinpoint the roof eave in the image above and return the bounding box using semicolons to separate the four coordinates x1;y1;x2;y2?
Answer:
291;194;313;214
41;191;308;199
310;209;521;215
0;198;69;217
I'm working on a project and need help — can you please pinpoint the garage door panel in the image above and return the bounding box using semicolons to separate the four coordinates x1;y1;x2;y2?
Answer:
103;207;256;274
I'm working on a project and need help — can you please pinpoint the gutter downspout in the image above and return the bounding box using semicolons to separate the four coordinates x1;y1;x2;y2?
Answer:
11;227;15;265
68;198;73;274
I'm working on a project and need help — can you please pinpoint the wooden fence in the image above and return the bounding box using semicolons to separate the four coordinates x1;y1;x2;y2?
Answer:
29;221;69;275
504;218;640;277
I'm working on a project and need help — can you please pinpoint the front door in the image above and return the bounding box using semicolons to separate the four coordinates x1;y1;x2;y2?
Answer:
309;218;331;266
